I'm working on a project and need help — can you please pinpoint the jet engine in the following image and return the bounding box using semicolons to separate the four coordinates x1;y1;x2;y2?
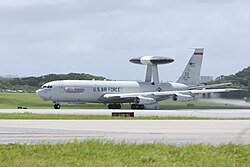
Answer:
172;93;195;102
135;96;157;105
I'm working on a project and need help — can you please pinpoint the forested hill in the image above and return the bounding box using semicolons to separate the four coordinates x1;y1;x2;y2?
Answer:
0;73;106;92
214;66;250;89
213;66;250;98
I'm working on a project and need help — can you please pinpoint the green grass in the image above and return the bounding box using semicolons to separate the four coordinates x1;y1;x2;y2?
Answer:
0;140;249;167
0;93;50;109
0;93;247;110
1;113;245;120
0;93;109;109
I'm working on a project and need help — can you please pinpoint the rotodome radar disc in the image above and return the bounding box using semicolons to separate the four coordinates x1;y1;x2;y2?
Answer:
129;56;174;65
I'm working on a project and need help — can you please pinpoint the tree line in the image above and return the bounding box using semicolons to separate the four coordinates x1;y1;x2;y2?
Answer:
0;73;106;92
212;66;250;98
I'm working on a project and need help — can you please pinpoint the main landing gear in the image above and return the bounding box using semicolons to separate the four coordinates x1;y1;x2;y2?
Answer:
108;103;121;109
131;104;144;110
54;103;61;109
107;103;145;110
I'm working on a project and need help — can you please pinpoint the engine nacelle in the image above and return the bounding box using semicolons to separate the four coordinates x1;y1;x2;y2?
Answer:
135;96;157;105
172;93;195;102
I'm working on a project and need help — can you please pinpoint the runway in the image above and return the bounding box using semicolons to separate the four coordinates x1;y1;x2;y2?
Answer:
1;109;250;118
0;120;250;145
1;109;250;145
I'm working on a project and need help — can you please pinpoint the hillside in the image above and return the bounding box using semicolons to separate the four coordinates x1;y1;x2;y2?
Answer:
0;73;106;92
212;66;250;98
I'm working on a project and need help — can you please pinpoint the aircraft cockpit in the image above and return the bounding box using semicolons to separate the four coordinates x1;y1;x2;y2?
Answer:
41;85;53;89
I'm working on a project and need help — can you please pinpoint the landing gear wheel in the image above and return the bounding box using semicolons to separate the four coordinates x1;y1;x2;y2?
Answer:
108;103;121;109
54;103;61;109
131;104;144;110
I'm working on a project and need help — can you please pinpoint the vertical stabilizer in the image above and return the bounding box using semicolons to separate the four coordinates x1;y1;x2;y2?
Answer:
175;48;204;86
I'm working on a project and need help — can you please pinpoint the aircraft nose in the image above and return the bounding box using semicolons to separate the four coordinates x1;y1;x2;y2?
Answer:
36;89;48;100
36;89;42;96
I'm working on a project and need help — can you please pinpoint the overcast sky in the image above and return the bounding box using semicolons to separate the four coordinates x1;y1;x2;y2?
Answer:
0;0;249;81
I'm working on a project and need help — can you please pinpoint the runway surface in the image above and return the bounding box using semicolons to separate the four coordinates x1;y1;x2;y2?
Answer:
0;120;250;145
1;109;250;118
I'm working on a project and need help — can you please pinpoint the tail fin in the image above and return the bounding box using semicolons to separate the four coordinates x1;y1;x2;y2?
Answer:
175;48;204;86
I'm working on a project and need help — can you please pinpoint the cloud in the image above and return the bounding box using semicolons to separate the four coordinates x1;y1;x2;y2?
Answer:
0;0;249;80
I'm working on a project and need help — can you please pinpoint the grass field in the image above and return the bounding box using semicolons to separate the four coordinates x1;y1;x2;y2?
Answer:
0;112;242;120
0;140;249;167
0;93;244;110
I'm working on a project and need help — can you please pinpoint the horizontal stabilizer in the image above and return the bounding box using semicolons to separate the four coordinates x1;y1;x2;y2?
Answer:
189;83;232;90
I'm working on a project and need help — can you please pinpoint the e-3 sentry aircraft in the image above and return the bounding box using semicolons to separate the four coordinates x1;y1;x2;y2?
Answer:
36;49;238;109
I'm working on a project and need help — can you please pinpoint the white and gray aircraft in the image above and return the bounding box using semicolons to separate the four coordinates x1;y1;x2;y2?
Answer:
36;49;238;109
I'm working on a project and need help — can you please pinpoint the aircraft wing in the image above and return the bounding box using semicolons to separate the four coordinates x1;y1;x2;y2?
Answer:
189;83;232;90
101;88;240;103
153;88;239;96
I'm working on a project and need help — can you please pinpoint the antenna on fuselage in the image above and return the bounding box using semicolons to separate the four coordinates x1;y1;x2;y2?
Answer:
129;56;174;85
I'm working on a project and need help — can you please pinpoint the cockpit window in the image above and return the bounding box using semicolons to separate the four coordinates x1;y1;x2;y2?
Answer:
41;85;53;89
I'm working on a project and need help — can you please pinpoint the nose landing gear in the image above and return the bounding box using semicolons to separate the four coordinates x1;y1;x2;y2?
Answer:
54;103;61;109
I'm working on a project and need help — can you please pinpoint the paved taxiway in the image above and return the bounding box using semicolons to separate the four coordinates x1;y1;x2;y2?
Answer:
0;120;250;145
1;109;250;118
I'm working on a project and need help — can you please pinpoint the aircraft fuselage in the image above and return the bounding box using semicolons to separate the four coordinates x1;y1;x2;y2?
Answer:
36;80;188;103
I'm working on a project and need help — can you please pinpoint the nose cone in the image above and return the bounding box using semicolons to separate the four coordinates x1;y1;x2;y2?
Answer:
36;89;49;100
36;89;40;95
36;89;42;96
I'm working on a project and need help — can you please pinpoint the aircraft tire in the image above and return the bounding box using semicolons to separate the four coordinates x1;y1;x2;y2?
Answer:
108;104;112;109
131;104;144;110
108;103;121;109
54;103;61;109
117;104;121;109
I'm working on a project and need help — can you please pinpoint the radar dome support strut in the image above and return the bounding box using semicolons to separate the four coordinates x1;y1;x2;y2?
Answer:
152;65;159;85
145;65;152;82
129;56;174;85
